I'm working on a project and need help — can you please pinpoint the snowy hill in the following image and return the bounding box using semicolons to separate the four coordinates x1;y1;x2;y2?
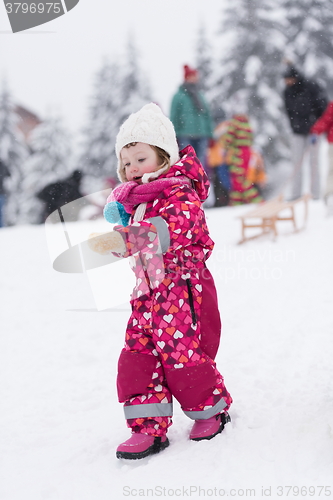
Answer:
1;200;333;500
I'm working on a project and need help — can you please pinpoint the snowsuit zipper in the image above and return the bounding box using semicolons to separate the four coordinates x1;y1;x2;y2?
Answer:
186;278;197;325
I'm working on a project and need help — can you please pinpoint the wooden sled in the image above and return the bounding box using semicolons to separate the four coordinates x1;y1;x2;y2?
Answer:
237;193;311;244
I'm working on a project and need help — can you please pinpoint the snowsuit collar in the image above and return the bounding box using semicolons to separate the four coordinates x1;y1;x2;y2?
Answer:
111;145;210;209
109;175;191;215
164;145;210;202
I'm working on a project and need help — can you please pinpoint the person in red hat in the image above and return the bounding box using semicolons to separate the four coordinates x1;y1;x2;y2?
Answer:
170;65;213;170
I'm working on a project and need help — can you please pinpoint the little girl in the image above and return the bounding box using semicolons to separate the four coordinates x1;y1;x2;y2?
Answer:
89;103;232;460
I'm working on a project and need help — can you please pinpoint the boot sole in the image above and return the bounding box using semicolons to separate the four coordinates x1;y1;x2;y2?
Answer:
116;437;170;460
190;412;231;442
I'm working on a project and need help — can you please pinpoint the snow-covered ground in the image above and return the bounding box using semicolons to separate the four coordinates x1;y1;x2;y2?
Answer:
1;199;333;500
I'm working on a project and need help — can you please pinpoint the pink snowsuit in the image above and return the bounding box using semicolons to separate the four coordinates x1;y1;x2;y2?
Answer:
112;146;232;436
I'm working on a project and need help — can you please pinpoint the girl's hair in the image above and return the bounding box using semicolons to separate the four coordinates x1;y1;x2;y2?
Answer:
120;142;171;181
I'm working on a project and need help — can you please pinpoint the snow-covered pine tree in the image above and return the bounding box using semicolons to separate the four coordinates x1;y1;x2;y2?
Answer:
195;23;226;125
0;84;28;225
120;38;152;124
78;44;152;189
195;23;213;94
282;0;333;97
211;1;290;169
20;116;73;224
78;60;123;186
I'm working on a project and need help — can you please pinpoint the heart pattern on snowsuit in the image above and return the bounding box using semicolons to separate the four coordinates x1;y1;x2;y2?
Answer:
112;146;232;436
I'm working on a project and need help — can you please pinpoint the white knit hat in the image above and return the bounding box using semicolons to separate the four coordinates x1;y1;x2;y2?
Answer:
115;103;179;182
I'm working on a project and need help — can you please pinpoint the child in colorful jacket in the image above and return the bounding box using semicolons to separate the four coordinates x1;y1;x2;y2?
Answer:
223;114;262;205
88;103;232;460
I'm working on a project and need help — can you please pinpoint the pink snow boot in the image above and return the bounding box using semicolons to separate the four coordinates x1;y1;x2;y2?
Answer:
190;412;231;441
116;433;169;460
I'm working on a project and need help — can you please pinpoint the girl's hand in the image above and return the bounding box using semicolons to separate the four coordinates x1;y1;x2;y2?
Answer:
88;231;126;255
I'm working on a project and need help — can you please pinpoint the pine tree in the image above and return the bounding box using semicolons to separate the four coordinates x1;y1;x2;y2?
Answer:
282;0;333;96
78;60;123;185
120;38;152;124
0;84;28;225
20;116;73;224
78;45;152;188
211;1;290;168
195;23;213;94
195;23;225;126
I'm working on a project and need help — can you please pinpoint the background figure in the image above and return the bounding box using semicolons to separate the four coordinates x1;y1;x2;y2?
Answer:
223;113;262;205
37;169;84;222
247;147;267;198
311;101;333;212
170;64;213;167
0;159;11;228
207;120;231;207
82;176;119;220
283;64;328;200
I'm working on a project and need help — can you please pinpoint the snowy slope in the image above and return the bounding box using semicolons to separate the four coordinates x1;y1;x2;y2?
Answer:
1;200;333;500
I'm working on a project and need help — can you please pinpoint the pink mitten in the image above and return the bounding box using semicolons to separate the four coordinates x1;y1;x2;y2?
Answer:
88;231;126;255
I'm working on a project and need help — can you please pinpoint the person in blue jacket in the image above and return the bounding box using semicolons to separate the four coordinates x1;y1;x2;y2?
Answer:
170;64;213;168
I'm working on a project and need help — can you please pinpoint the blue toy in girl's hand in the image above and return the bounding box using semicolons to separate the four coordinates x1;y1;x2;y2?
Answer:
103;201;130;227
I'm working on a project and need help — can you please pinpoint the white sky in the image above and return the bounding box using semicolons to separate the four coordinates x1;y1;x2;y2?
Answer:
0;0;224;140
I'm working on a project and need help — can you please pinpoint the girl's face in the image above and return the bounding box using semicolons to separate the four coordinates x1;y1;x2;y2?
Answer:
121;143;160;184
